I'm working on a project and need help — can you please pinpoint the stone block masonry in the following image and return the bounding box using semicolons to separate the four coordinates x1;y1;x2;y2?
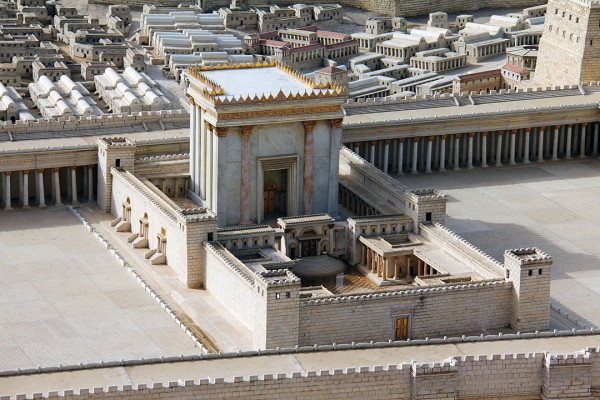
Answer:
9;346;600;399
201;0;545;17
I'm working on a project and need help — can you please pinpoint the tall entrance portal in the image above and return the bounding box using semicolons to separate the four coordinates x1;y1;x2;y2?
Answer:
263;169;287;217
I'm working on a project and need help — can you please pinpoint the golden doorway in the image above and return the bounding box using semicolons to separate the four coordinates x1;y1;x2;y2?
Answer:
395;316;409;340
263;181;277;215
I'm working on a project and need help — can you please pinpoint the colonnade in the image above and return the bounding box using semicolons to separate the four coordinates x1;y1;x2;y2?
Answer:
471;40;509;60
359;247;439;281
411;56;466;72
339;184;379;216
350;122;599;175
0;165;96;210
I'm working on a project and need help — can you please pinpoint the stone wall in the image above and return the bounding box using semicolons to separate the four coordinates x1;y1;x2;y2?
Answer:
14;346;600;400
298;280;512;346
204;242;258;332
201;0;545;17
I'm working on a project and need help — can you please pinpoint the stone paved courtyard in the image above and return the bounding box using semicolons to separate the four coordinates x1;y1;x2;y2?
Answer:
396;159;600;329
0;207;201;371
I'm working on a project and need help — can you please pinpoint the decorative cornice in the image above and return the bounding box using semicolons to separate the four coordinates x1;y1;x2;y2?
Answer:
216;105;342;121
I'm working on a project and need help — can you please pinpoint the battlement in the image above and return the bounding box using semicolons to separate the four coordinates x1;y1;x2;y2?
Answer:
98;136;136;148
505;247;553;266
406;188;446;201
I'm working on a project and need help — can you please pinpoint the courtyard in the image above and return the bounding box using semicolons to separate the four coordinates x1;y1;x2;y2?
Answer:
0;208;201;371
397;158;600;329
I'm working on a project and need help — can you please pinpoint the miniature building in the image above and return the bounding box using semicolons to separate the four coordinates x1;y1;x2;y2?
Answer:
502;45;538;88
427;12;449;29
452;68;504;93
95;67;170;113
29;75;101;118
0;81;32;122
534;0;600;86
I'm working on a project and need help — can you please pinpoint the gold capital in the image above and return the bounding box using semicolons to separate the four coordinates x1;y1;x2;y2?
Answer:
52;167;60;173
331;118;343;129
215;127;229;137
241;125;254;136
304;120;317;133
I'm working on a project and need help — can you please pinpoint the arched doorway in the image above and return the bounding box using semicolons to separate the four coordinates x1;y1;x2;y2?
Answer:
300;229;319;257
263;181;277;215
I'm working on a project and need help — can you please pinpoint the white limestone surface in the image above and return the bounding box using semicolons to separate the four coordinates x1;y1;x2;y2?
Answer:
0;207;201;371
396;159;600;329
202;67;330;99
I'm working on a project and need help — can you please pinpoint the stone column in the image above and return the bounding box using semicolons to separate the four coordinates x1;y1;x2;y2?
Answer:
213;127;228;218
439;135;446;171
240;125;253;225
37;169;46;208
329;119;343;217
411;138;419;174
566;124;573;159
580;123;588;158
22;170;29;208
189;100;196;192
537;127;545;162
397;139;404;175
4;171;12;210
200;112;207;199
453;134;461;171
206;123;214;207
303;121;316;214
495;132;503;167
354;142;360;154
369;140;376;165
481;132;488;168
510;130;517;165
426;136;433;173
467;133;474;169
593;124;599;157
552;125;560;161
383;139;390;173
53;168;62;206
87;165;94;202
70;166;78;205
524;128;531;163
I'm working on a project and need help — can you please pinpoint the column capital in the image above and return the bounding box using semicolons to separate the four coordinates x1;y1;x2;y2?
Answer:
71;166;77;171
427;136;434;142
88;164;95;168
413;137;420;142
468;132;475;138
37;168;44;173
330;118;343;129
52;167;60;173
525;127;531;133
398;138;405;143
497;131;503;136
206;122;214;131
23;170;29;175
4;171;12;176
455;133;461;139
538;126;546;132
214;127;229;137
186;95;195;106
482;131;488;136
241;125;254;136
568;124;573;128
384;139;392;144
370;140;377;145
555;125;561;130
511;129;518;135
440;134;447;140
582;122;589;127
304;120;317;133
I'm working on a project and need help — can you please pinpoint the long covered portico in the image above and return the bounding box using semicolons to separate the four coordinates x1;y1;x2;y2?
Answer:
347;122;599;174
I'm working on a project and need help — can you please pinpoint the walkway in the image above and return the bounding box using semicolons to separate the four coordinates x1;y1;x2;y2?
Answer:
1;334;599;398
398;159;600;329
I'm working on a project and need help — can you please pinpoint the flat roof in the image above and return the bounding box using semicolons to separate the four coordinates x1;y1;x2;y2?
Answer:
201;66;329;99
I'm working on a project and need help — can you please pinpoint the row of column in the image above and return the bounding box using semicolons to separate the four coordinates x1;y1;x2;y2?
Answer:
360;248;439;281
339;185;379;216
352;122;599;174
0;165;95;210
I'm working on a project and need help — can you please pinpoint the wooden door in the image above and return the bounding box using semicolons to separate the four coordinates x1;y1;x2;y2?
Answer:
263;181;276;214
395;316;409;340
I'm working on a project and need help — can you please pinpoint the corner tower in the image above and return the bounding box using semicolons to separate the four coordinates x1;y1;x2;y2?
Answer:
184;61;347;227
534;0;600;86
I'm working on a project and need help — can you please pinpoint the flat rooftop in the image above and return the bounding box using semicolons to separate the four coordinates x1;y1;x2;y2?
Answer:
0;208;201;372
398;159;600;329
200;66;329;99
